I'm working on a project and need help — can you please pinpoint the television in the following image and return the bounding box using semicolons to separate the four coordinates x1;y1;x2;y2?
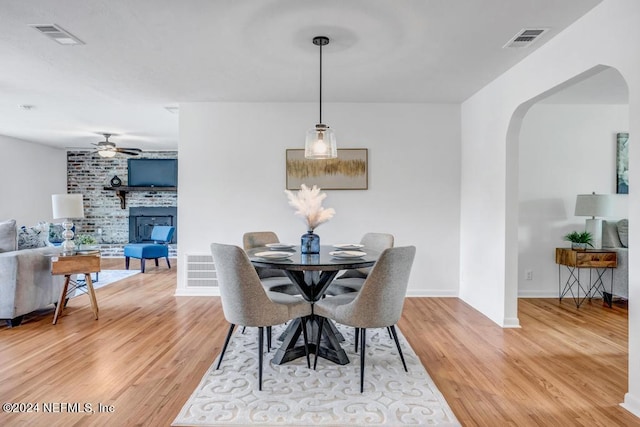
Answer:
127;158;178;187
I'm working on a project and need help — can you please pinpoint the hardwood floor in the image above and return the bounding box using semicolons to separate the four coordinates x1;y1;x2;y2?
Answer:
0;258;637;426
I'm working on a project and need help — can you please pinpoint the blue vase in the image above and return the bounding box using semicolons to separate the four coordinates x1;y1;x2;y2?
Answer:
301;230;320;254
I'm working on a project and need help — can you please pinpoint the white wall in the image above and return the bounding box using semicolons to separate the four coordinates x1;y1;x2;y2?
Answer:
460;0;640;416
177;102;461;296
518;104;628;296
0;135;67;225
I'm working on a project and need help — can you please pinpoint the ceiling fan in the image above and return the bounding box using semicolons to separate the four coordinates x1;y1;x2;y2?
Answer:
93;133;142;157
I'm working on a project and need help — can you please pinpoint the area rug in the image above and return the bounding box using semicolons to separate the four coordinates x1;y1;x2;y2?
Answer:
173;323;460;426
72;270;139;297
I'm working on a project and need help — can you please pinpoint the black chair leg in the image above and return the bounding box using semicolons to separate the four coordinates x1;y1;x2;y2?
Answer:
354;327;360;352
125;257;130;270
387;326;393;339
360;328;366;393
314;317;325;370
241;326;246;334
216;323;236;369
166;256;171;269
389;325;408;372
266;326;272;352
141;259;146;273
155;258;159;266
300;317;310;369
258;326;264;391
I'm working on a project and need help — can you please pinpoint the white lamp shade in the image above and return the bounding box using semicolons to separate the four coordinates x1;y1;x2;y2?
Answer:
574;193;611;218
52;194;85;219
305;124;337;159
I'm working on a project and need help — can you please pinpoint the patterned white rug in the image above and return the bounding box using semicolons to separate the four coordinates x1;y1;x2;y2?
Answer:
72;270;139;297
173;323;460;426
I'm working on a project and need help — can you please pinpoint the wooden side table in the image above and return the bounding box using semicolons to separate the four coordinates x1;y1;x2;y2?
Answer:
50;252;101;324
555;248;617;308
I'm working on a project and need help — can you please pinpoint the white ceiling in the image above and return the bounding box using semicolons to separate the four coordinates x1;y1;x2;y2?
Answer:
0;0;606;151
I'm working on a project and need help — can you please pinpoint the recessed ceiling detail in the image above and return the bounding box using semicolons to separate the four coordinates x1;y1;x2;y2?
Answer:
30;24;84;45
503;28;549;49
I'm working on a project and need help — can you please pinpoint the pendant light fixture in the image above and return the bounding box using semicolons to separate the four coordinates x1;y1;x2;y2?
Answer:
305;36;337;159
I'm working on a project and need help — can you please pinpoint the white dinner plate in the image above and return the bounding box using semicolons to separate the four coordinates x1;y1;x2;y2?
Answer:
265;243;295;250
333;243;365;250
329;250;367;259
254;251;294;260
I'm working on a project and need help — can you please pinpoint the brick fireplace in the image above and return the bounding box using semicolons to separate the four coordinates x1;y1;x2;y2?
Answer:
66;150;178;256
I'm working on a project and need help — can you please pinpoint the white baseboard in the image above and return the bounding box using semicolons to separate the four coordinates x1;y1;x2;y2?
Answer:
518;290;560;298
174;287;219;297
406;290;458;297
621;393;640;419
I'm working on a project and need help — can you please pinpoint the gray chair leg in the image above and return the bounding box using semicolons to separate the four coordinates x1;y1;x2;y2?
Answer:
389;325;408;372
141;259;146;273
216;323;236;369
360;328;366;393
258;326;264;391
387;326;393;339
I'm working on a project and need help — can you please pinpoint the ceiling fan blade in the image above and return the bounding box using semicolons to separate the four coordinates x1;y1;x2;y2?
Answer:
118;147;142;152
116;149;141;156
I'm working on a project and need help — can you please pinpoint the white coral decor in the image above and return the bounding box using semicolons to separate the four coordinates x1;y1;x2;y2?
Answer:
285;184;336;231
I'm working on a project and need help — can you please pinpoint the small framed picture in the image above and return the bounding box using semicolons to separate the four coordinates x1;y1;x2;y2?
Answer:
617;132;629;194
286;148;368;190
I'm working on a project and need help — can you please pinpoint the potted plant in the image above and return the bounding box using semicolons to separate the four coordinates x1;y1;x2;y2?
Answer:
563;231;593;250
75;234;98;250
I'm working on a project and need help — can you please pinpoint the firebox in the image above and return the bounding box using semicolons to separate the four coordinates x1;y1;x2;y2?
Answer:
128;207;177;243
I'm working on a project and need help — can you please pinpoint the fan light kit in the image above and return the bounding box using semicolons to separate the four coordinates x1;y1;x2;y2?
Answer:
94;133;142;157
304;36;337;160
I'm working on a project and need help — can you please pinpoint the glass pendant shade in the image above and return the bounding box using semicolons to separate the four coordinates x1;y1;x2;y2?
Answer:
305;123;337;159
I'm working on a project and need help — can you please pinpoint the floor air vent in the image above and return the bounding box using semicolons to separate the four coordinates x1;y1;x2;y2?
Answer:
185;253;217;287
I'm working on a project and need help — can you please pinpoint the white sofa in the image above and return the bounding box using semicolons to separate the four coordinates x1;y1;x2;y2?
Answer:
0;220;64;327
601;219;628;300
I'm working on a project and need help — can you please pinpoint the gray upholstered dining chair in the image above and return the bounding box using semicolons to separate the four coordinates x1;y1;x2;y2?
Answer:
327;232;395;295
242;231;299;296
313;245;416;393
210;243;312;390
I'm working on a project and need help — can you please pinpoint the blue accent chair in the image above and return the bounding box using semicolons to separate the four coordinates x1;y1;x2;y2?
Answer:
124;226;175;273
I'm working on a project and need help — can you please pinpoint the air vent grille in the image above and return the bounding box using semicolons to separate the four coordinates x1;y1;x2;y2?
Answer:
503;28;549;48
30;24;84;45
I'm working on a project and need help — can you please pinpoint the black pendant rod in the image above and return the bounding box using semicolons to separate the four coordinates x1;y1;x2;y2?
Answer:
313;36;329;125
319;40;322;124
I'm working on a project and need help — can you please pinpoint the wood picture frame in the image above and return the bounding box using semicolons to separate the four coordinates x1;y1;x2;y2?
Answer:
286;148;368;190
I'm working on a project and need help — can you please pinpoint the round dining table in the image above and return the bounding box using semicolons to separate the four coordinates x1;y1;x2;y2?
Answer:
247;245;379;365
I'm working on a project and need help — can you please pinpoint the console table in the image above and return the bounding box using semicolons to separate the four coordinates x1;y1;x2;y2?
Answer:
555;248;617;308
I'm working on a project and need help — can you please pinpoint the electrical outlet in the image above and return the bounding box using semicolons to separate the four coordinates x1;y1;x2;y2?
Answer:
525;270;533;280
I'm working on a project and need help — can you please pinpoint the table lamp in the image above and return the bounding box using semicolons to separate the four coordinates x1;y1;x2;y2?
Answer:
575;192;611;249
52;193;85;255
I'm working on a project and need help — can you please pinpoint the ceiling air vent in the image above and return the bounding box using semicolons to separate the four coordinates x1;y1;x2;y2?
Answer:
30;24;84;45
503;28;549;49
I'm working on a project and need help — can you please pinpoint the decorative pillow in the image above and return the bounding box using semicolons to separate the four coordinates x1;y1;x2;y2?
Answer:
17;223;49;250
601;220;623;248
618;219;629;248
0;219;18;253
49;223;66;244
